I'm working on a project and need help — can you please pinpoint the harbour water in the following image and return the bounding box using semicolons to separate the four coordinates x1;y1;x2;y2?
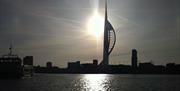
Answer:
0;74;180;91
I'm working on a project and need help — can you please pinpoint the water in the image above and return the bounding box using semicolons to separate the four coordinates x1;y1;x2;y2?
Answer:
0;74;180;91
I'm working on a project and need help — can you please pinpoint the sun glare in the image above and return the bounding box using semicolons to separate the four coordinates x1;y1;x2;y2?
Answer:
87;12;104;40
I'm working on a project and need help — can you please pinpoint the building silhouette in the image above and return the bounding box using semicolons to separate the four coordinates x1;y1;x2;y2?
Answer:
131;49;137;69
93;59;98;65
46;61;52;68
23;56;33;76
68;61;81;69
33;48;180;74
23;56;33;65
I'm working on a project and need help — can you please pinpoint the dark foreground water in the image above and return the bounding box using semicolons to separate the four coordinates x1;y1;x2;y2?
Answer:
0;74;180;91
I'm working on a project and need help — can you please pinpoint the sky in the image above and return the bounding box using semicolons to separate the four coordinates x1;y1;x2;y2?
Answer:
0;0;179;67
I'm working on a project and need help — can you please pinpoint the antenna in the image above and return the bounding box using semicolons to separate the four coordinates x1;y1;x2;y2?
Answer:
9;44;13;55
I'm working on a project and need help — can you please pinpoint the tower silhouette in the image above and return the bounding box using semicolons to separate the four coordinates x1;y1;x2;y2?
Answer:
100;0;116;66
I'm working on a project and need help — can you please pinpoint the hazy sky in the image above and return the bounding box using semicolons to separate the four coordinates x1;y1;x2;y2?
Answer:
0;0;179;67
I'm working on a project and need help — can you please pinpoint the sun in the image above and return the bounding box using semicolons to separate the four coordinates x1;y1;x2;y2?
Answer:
87;12;104;40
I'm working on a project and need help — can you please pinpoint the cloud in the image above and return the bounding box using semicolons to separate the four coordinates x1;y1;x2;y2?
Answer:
0;0;179;67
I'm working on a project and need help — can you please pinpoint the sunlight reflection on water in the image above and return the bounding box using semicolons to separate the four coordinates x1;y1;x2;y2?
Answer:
79;74;111;91
0;74;180;91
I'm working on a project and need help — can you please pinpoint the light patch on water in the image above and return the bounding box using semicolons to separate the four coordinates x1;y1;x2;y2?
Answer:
81;74;110;91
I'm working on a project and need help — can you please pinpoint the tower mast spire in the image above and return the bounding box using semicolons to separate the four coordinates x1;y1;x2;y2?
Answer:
105;0;107;20
103;0;109;65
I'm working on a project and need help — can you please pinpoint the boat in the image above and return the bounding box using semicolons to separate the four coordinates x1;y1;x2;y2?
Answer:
0;46;23;78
